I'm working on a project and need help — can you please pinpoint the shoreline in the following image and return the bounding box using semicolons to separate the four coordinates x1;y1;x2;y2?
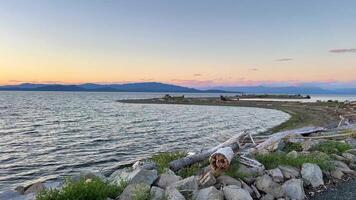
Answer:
117;97;355;133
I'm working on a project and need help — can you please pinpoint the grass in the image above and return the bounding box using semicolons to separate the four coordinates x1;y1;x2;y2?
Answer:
224;157;250;179
284;142;303;152
132;185;151;200
177;159;209;178
255;151;334;171
36;177;126;200
151;151;187;174
313;141;351;154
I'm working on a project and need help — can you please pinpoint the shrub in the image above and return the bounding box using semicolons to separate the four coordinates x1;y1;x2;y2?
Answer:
36;177;125;200
284;142;303;152
313;141;351;154
151;151;187;174
255;151;334;171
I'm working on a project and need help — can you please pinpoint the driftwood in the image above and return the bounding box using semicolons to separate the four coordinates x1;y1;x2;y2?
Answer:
295;132;356;140
169;132;247;171
250;126;326;154
210;147;234;175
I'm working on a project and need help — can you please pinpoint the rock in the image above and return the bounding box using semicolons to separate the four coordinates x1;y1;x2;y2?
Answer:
198;171;216;188
301;140;320;151
278;165;300;179
165;188;185;200
109;168;132;185
342;152;356;163
157;173;182;189
260;194;274;200
267;168;284;183
132;160;157;170
195;186;223;200
251;185;261;199
282;179;305;200
128;168;158;186
24;182;45;195
240;181;253;195
346;138;356;148
301;163;324;188
331;169;344;179
255;174;284;198
331;160;355;174
15;186;25;194
287;150;298;159
119;184;150;200
151;186;164;200
170;176;198;198
223;185;253;200
79;170;107;181
331;154;348;162
236;165;263;178
345;149;356;155
216;175;241;187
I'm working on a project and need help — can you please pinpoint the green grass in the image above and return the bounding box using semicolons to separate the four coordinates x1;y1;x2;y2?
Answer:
313;141;351;154
284;142;303;152
177;159;209;178
132;185;151;200
224;157;250;179
151;151;187;174
36;177;126;200
255;151;334;171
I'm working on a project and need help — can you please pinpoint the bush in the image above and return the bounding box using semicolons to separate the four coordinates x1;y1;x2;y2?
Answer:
36;177;125;200
151;151;187;174
284;142;303;152
313;141;351;154
255;151;334;171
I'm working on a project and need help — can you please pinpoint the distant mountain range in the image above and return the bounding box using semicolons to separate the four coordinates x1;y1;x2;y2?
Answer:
0;82;227;93
1;82;356;94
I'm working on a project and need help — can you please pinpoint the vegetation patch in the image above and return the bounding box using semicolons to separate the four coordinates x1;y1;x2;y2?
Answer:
36;177;125;200
255;152;334;171
132;185;151;200
283;142;303;152
151;151;187;174
177;159;209;178
224;157;249;179
313;141;351;154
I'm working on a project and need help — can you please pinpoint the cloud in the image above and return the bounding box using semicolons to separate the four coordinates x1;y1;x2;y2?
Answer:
276;58;293;61
193;73;202;77
249;68;259;71
329;48;356;53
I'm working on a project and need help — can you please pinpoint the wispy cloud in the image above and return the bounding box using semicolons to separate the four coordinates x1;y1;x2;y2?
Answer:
249;68;259;71
276;58;293;61
193;73;202;77
329;48;356;53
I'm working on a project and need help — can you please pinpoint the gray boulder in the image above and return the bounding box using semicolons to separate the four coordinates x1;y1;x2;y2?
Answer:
170;176;198;198
301;140;321;151
287;150;298;159
118;183;150;200
331;169;344;179
157;173;182;189
282;179;305;200
109;168;132;185
223;185;253;200
24;182;45;195
331;154;348;162
195;186;223;200
342;152;356;163
301;163;324;188
255;174;284;198
240;181;253;195
267;168;284;183
216;175;241;187
260;194;274;200
236;165;263;178
151;186;164;200
345;149;356;155
128;168;158;186
278;165;300;179
165;188;185;200
198;172;216;188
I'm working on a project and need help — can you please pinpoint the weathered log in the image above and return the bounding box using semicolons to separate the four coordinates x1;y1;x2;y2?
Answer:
250;126;326;154
169;132;247;171
296;132;356;139
210;147;234;175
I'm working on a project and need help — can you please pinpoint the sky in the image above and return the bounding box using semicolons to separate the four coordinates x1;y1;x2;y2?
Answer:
0;0;356;89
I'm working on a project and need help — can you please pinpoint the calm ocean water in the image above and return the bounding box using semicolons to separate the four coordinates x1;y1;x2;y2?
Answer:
0;91;354;191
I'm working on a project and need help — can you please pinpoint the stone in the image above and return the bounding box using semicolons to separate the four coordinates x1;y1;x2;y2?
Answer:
342;152;356;163
223;185;253;200
240;181;253;195
151;186;164;200
15;186;25;194
109;168;132;185
165;188;185;200
119;184;150;200
24;182;45;195
251;185;261;199
260;194;274;200
346;138;356;148
157;173;182;189
282;179;305;200
132;161;157;170
331;154;348;162
301;140;320;151
331;169;344;179
195;186;223;200
198;172;216;188
170;176;198;198
255;174;284;198
287;150;298;159
216;175;241;187
301;163;324;188
278;165;300;179
345;149;356;155
128;168;158;186
79;170;107;181
267;168;284;183
236;165;263;178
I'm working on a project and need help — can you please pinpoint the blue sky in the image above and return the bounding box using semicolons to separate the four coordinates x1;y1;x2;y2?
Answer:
1;0;356;88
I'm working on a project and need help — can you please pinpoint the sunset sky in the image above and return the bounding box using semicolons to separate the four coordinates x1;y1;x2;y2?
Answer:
1;0;356;88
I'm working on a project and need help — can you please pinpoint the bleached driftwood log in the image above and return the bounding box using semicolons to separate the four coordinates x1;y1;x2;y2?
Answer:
250;126;326;154
210;147;234;175
169;132;247;171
